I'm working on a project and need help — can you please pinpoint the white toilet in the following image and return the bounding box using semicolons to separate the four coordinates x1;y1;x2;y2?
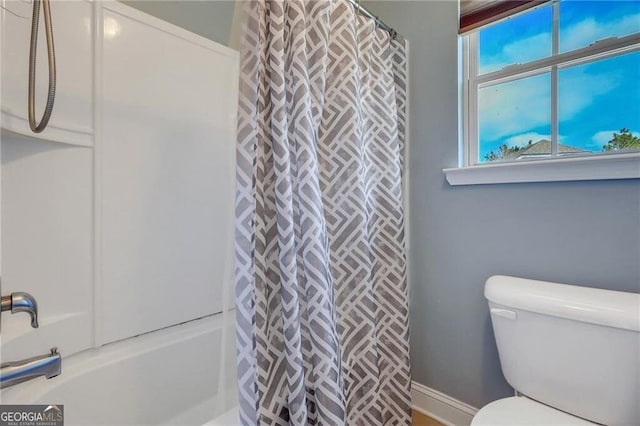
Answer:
472;276;640;426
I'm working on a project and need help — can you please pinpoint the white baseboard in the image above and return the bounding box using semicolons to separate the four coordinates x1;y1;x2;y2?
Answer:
411;381;478;426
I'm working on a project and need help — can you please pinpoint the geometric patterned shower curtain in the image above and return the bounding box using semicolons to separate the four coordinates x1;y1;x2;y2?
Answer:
234;1;411;424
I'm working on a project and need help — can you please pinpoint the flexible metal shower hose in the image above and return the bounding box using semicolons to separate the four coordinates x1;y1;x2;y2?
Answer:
28;0;56;133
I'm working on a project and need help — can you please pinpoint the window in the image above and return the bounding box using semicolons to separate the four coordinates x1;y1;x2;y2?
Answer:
448;0;640;185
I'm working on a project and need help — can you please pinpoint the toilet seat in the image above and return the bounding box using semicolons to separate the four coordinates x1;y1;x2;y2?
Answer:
471;396;596;425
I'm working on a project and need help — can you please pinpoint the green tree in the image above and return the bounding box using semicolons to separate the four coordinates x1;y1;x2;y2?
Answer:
484;140;532;162
602;128;640;151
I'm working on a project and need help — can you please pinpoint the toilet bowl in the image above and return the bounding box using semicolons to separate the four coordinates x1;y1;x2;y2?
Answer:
473;276;640;426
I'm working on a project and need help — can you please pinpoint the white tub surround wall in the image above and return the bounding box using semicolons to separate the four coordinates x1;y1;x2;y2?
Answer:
1;0;239;412
97;2;238;344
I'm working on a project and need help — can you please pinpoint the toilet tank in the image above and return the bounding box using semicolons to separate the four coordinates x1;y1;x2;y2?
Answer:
485;276;640;426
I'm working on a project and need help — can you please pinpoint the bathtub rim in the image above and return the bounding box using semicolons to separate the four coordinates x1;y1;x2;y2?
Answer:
0;313;234;404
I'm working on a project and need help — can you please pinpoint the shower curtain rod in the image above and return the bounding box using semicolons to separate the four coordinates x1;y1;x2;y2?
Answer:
348;0;399;40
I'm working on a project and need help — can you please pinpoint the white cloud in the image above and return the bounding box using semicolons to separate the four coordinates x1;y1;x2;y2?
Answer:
592;129;640;147
560;13;640;53
558;67;619;119
479;73;551;141
504;132;551;147
480;32;552;74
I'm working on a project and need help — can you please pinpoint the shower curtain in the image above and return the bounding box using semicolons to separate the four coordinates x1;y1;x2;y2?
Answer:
234;0;410;424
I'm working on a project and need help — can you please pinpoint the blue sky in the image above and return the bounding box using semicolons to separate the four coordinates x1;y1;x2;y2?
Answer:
477;0;640;161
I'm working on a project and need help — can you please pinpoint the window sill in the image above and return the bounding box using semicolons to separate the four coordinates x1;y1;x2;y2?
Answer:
443;153;640;186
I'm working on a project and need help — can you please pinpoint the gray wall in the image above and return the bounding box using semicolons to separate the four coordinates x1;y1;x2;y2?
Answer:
122;1;235;45
365;0;640;409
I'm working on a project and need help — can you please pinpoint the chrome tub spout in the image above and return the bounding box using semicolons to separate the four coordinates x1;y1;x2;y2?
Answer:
1;348;61;389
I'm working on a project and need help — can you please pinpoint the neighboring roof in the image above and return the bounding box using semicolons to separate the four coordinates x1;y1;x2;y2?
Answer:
507;139;589;159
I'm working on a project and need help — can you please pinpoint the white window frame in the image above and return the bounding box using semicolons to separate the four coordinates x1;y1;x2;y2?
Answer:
445;1;640;185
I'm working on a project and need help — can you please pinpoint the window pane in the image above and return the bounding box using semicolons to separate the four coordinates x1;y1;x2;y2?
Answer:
559;52;640;154
479;4;552;75
559;0;640;54
478;73;551;163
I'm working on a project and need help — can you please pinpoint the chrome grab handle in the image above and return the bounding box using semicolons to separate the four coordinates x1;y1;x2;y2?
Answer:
1;292;39;328
28;0;57;133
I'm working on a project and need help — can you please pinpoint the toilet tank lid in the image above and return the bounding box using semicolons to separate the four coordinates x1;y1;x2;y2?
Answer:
485;276;640;332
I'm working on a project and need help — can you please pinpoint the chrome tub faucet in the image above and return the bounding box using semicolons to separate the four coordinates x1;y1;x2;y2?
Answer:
1;291;39;328
1;347;62;389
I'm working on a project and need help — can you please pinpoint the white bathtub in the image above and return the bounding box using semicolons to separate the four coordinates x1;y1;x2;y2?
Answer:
0;315;239;426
